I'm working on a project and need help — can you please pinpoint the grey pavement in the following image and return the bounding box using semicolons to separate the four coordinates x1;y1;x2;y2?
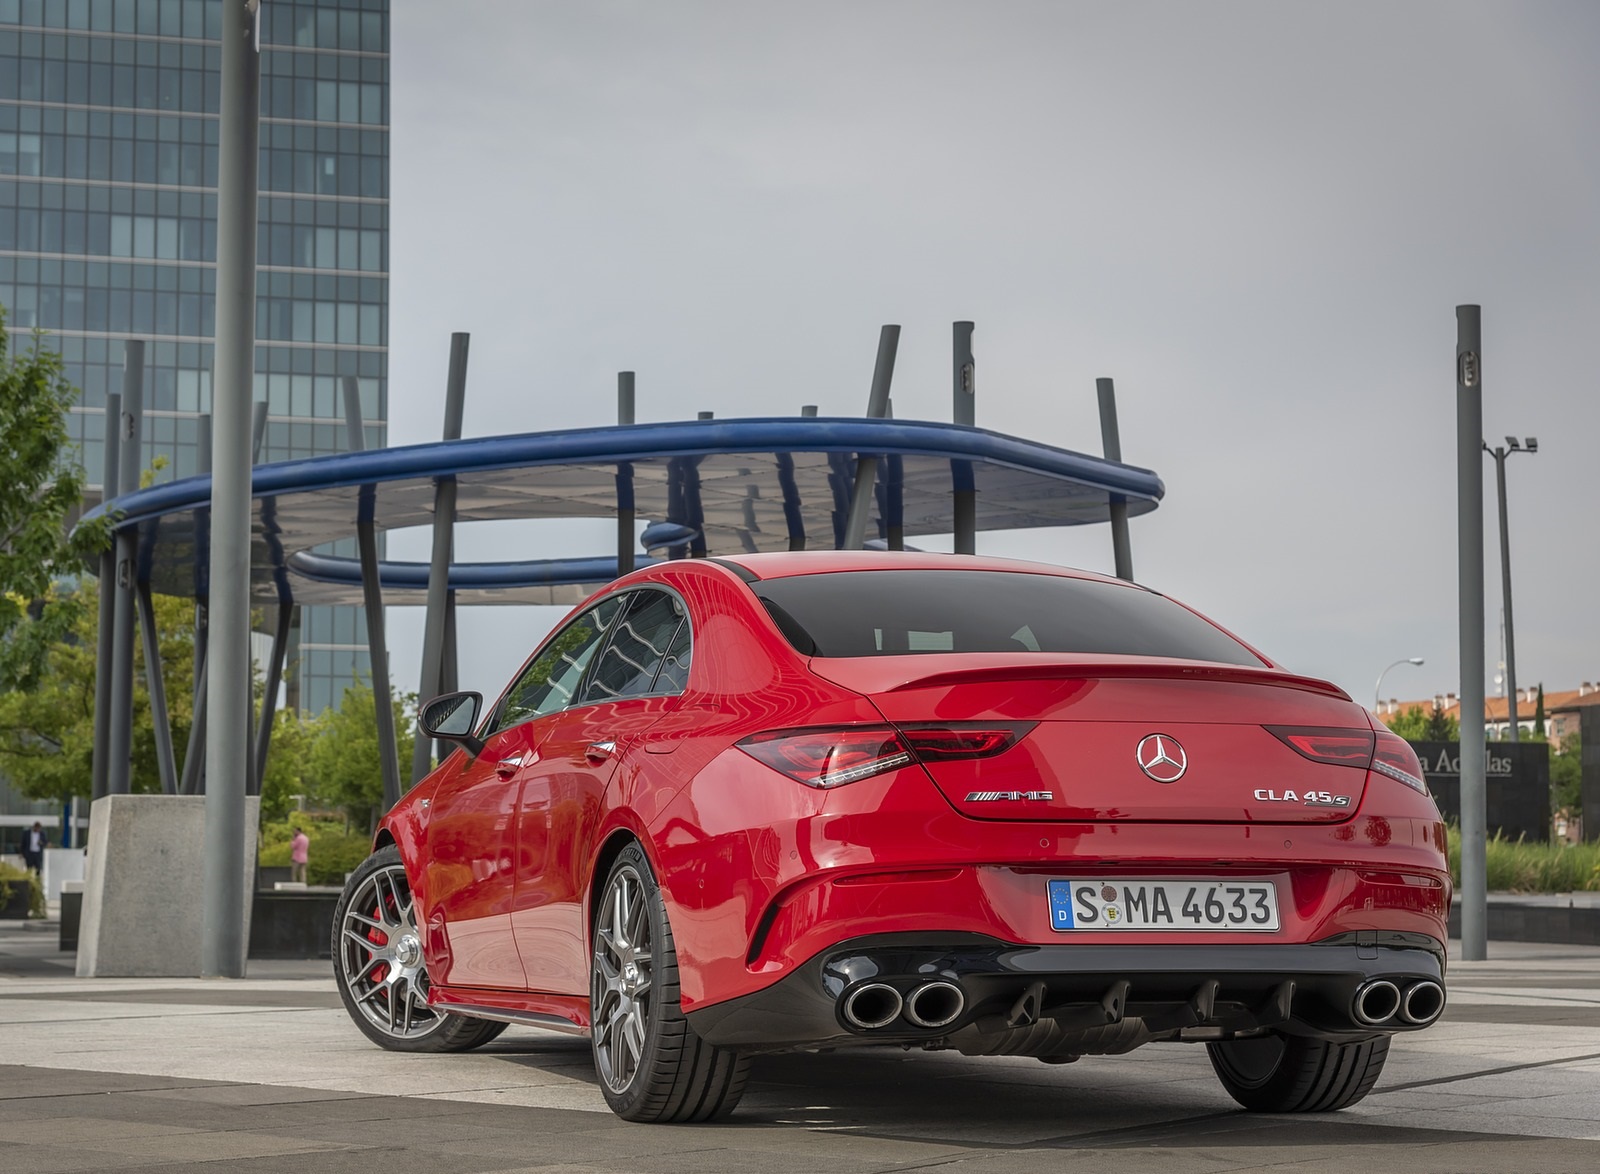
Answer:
3;918;1599;1172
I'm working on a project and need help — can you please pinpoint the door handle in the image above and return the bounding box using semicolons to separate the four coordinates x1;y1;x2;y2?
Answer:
585;741;617;762
495;753;528;778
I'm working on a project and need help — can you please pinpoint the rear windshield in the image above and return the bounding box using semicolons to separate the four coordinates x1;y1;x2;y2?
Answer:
755;570;1264;665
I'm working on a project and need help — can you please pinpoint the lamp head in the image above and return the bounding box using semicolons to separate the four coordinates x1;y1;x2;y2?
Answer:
1526;437;1538;453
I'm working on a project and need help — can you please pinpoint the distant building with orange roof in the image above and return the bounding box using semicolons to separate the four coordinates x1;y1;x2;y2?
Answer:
1374;682;1600;749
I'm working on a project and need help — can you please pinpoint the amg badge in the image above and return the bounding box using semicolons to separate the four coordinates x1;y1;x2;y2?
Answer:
965;790;1054;802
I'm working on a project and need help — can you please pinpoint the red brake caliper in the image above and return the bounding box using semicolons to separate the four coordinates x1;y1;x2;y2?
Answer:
367;895;390;985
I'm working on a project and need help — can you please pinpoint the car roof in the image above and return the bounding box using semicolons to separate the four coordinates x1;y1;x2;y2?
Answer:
710;550;1138;587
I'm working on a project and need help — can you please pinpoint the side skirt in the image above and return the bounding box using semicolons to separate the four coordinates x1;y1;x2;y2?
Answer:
429;984;592;1037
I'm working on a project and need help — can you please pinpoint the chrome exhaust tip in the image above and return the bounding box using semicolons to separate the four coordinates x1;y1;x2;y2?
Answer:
1400;980;1445;1025
841;982;903;1030
903;981;965;1029
1352;979;1401;1026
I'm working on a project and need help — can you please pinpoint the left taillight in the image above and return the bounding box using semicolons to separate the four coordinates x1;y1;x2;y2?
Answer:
737;722;1032;789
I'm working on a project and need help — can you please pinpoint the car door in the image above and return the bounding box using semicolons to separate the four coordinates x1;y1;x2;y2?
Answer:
512;589;692;993
422;596;622;991
418;723;535;990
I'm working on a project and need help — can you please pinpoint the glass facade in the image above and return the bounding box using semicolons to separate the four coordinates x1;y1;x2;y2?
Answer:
0;0;389;716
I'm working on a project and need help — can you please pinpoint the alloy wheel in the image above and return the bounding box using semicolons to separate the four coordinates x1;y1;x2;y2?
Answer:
592;863;655;1093
337;862;440;1040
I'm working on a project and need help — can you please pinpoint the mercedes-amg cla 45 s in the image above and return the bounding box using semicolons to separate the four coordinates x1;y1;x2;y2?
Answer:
333;552;1450;1122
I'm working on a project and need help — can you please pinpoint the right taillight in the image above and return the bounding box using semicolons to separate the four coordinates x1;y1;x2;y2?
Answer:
1371;730;1429;794
1264;726;1376;767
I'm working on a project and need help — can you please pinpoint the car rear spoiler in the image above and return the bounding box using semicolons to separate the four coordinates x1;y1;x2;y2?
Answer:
807;655;1353;702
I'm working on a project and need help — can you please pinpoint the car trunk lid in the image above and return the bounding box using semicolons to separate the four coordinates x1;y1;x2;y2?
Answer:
809;655;1372;823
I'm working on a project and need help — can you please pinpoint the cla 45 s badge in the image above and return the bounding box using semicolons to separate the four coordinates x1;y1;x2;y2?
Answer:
1255;788;1352;808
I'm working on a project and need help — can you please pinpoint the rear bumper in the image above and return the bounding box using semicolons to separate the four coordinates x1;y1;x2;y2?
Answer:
686;932;1446;1053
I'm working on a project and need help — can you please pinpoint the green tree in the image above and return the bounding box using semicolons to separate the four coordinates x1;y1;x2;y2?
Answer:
0;310;112;691
1423;703;1460;742
305;680;414;827
0;580;195;802
1384;703;1459;742
1551;730;1582;814
259;704;318;823
1534;684;1547;739
1385;706;1431;741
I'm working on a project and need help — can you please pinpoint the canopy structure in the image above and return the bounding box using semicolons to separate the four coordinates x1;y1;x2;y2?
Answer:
80;416;1165;608
77;404;1165;820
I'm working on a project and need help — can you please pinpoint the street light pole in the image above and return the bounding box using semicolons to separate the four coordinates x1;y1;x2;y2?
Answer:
1374;657;1425;711
1484;437;1537;744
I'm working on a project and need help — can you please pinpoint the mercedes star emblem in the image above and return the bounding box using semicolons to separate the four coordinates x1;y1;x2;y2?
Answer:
1136;734;1188;783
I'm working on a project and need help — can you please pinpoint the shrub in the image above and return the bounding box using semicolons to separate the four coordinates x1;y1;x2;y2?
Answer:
1446;826;1600;893
258;817;372;886
0;860;45;918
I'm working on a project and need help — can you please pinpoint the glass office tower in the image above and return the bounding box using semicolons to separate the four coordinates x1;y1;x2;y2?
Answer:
0;0;388;715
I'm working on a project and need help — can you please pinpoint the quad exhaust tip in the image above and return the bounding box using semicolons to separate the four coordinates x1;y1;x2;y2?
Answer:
1400;980;1445;1025
904;981;966;1029
1352;979;1402;1025
842;983;903;1030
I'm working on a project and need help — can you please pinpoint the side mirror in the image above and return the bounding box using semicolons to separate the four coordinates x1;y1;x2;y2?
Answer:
419;691;485;758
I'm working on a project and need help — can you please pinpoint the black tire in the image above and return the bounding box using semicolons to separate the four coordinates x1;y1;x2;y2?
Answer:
332;845;507;1053
1208;1032;1390;1112
590;842;751;1122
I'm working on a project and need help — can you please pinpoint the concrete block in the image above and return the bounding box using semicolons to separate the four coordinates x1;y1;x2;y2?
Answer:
42;846;85;900
76;794;259;977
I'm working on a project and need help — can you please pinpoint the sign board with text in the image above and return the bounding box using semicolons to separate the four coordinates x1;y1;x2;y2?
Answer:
1407;740;1549;841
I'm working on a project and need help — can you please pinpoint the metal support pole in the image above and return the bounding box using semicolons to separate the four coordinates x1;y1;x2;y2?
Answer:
203;0;260;979
250;399;268;464
411;333;469;786
1457;304;1487;961
617;373;635;577
183;409;211;799
179;650;207;796
842;325;900;550
1096;377;1135;581
106;342;144;795
193;410;210;763
359;515;403;812
1490;449;1520;742
442;593;459;696
90;392;121;804
341;375;365;452
136;581;179;795
952;322;975;426
952;322;976;555
251;602;291;794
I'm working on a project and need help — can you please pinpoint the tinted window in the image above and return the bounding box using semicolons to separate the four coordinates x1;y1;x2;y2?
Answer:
755;571;1263;666
654;618;693;693
492;597;623;731
582;590;688;702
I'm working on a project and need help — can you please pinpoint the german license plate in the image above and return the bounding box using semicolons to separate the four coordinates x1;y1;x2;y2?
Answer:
1047;879;1280;931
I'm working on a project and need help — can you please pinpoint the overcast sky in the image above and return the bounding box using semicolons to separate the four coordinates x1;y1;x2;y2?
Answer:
379;1;1600;711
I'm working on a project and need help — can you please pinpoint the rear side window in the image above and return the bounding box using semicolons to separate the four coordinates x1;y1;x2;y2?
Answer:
754;570;1263;666
582;590;689;702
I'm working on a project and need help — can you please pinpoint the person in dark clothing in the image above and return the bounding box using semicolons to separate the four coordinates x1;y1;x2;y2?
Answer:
20;822;45;877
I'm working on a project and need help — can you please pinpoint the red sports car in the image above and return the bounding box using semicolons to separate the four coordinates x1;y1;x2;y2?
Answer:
333;552;1450;1122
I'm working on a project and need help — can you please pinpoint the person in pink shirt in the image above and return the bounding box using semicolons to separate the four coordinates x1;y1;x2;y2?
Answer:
290;827;310;884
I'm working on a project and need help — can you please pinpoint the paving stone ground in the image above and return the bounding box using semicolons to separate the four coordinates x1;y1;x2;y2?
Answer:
3;922;1598;1173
